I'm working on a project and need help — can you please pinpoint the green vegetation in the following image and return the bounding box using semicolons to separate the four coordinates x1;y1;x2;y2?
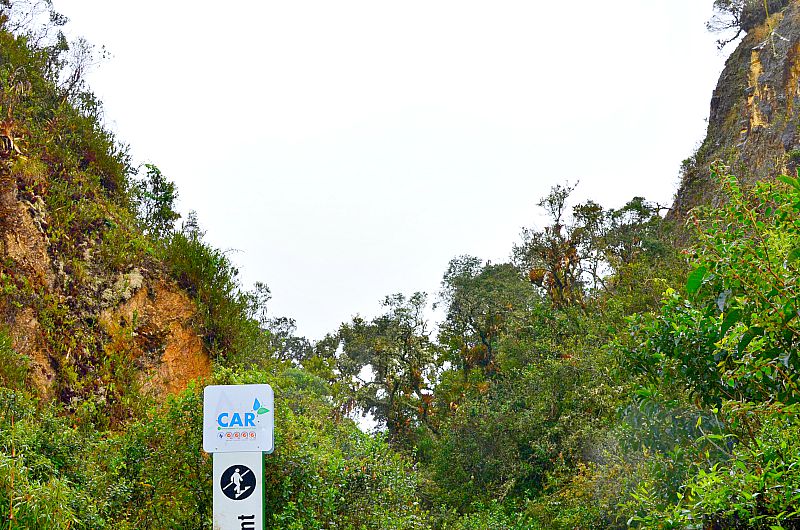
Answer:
2;1;800;528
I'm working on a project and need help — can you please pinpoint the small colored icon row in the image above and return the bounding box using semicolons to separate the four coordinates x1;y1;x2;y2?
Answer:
218;431;257;439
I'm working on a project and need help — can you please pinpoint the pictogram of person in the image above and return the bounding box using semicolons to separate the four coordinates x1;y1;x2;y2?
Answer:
231;468;243;496
222;465;253;500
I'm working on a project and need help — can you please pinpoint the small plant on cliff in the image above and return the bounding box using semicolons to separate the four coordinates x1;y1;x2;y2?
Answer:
0;329;27;389
132;163;179;240
708;0;789;48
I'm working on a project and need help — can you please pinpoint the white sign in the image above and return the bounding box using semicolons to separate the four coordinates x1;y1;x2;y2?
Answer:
213;451;264;530
203;384;274;453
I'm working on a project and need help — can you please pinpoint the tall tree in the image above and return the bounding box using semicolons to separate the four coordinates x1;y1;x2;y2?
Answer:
338;292;437;446
513;183;592;307
438;256;536;379
514;185;663;307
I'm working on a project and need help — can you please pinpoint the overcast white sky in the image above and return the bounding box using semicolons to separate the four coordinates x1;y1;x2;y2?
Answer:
52;1;732;340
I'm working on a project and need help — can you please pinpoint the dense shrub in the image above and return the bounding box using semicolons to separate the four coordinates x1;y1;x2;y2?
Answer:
161;227;266;359
620;173;800;527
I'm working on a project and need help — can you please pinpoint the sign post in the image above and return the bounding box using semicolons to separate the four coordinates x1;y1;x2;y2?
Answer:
204;384;274;530
213;451;263;529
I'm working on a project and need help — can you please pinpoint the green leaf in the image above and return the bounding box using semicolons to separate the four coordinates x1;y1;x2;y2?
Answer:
257;407;269;415
687;266;707;295
721;309;742;335
788;246;800;263
778;174;800;190
738;327;763;355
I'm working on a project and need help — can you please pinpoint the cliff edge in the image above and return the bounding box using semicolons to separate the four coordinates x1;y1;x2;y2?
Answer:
673;0;800;216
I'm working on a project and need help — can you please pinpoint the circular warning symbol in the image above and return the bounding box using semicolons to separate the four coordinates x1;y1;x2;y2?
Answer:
220;464;256;500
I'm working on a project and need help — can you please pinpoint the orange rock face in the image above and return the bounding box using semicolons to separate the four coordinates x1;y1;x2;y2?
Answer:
100;280;212;397
0;165;211;401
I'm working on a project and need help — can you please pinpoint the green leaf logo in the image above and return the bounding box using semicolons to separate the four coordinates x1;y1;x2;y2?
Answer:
254;398;269;415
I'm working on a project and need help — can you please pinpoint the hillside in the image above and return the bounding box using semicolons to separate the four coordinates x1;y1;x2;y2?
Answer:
3;1;800;529
0;21;212;413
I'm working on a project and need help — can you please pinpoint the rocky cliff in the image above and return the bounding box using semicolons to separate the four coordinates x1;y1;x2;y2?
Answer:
0;159;210;405
0;26;212;417
673;0;800;216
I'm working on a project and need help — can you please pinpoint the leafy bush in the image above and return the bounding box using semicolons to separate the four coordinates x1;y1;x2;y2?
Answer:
619;172;800;527
0;389;107;529
439;502;534;530
131;164;180;240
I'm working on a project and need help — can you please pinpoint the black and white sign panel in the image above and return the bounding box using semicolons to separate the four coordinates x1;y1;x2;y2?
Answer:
213;451;263;530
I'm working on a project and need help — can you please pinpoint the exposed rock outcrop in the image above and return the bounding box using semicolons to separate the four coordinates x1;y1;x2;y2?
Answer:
673;1;800;216
7;307;53;396
0;164;211;401
0;171;54;289
100;280;211;397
